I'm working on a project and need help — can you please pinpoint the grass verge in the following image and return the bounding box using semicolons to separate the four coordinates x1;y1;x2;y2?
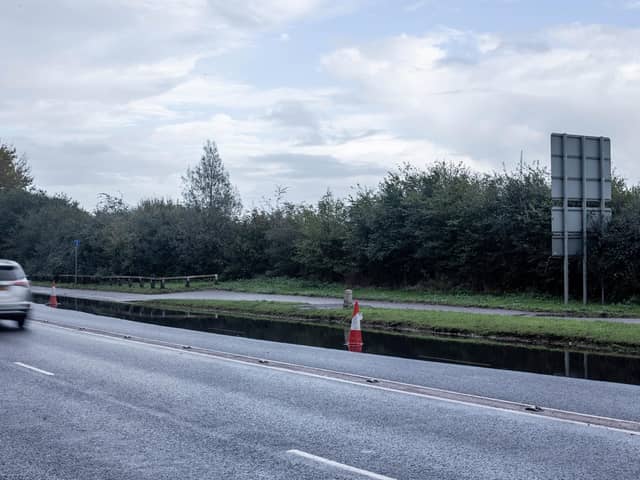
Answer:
212;277;640;318
33;276;640;318
141;299;640;355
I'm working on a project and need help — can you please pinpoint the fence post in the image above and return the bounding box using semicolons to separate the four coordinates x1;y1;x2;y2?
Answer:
185;277;191;288
160;278;165;289
150;278;155;289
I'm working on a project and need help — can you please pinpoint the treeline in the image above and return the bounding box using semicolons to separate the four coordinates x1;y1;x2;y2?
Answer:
1;140;639;300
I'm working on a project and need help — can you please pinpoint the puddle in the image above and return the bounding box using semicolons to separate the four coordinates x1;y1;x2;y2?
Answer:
33;294;640;386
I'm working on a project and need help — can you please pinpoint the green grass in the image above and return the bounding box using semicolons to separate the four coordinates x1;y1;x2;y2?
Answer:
34;275;640;318
141;299;640;354
213;277;640;318
32;280;219;294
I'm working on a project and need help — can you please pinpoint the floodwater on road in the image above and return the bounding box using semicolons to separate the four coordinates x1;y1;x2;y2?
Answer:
32;294;640;386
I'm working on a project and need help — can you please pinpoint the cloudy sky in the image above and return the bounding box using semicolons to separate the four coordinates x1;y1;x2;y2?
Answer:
2;0;640;209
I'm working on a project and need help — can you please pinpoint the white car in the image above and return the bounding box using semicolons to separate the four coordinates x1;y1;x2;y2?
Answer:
0;260;32;328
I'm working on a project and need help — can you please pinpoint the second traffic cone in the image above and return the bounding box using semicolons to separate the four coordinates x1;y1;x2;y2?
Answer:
47;281;58;308
348;301;363;352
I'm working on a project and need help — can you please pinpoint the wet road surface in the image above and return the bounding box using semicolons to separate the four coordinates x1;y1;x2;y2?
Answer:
1;305;639;479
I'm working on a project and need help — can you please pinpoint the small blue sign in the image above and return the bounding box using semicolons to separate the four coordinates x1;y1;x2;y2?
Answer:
73;240;80;247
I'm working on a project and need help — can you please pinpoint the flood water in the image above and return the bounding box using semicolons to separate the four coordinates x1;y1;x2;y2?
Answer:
33;294;640;386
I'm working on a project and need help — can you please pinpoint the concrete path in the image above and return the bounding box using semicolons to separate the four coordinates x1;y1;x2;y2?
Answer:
31;286;640;324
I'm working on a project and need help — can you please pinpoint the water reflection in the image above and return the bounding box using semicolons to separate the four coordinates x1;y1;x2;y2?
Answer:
33;294;640;386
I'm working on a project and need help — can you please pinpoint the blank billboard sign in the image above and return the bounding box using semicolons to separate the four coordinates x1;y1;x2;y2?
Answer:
551;207;612;237
551;133;612;305
551;133;612;257
551;134;612;202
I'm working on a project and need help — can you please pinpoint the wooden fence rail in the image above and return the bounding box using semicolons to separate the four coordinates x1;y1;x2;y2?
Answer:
31;274;219;289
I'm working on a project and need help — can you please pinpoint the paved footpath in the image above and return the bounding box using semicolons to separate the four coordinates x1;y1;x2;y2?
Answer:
31;286;640;324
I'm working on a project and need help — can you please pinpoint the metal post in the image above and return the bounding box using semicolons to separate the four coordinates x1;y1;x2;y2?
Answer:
564;350;570;377
74;243;78;286
563;134;569;305
581;136;587;305
600;137;606;305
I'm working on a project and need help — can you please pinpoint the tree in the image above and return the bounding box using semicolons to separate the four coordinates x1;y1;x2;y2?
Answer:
295;191;353;281
182;140;241;216
96;192;128;215
2;192;91;275
0;142;33;192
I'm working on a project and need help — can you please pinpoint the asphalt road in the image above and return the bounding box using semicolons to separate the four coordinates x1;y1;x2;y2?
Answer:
1;306;639;479
31;286;640;323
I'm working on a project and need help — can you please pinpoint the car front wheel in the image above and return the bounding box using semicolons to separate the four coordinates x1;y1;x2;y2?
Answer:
16;315;26;329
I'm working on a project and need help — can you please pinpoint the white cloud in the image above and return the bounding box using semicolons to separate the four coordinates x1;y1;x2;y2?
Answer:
404;1;431;12
0;0;338;208
321;25;640;180
3;2;640;210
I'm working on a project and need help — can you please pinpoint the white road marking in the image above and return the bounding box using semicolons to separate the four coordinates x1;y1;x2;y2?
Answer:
13;362;55;376
287;449;397;480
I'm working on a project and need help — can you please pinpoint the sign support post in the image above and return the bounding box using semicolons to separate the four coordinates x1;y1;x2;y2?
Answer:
73;239;80;286
562;134;569;305
599;137;606;305
581;136;587;305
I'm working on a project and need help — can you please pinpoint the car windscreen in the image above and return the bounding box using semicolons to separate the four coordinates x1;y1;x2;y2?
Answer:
0;266;24;281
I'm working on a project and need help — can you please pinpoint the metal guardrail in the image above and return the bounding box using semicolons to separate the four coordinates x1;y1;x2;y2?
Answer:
31;274;219;289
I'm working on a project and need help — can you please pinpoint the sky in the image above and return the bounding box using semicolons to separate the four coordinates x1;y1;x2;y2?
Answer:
2;0;640;210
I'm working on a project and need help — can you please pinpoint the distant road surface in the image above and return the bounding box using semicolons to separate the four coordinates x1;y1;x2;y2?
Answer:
1;305;639;479
31;285;640;323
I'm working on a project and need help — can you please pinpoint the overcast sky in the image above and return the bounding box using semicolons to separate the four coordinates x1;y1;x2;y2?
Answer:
2;0;640;210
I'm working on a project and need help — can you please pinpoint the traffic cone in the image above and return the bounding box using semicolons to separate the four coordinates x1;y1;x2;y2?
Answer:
347;301;363;352
47;281;58;308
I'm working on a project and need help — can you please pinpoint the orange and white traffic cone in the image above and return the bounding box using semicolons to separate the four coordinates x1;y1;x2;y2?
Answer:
347;301;363;352
47;281;58;308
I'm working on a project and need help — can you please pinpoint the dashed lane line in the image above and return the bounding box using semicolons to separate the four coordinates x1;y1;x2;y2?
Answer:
13;361;55;376
287;449;397;480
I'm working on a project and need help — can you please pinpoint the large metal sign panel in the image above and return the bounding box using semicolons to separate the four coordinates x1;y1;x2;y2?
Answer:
551;134;611;202
551;207;612;236
551;133;611;258
551;133;612;304
552;237;582;257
